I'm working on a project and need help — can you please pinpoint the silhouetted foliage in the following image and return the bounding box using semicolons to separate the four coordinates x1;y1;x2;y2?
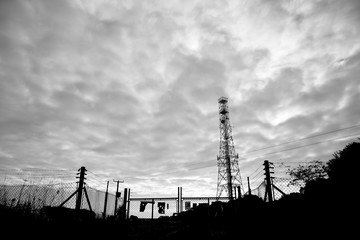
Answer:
327;139;360;184
287;160;328;187
41;206;95;222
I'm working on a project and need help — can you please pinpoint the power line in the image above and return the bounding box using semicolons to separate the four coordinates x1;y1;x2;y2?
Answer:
249;132;360;158
250;174;265;186
248;164;263;178
151;132;360;176
192;126;360;173
249;169;264;182
239;124;360;155
87;170;107;182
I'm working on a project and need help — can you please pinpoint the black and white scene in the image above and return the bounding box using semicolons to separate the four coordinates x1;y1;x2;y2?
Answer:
0;0;359;239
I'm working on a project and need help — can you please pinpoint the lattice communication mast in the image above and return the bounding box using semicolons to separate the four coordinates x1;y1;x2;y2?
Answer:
216;97;243;199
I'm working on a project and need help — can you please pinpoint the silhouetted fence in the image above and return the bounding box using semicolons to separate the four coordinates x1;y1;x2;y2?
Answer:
272;177;300;198
0;182;77;209
0;182;117;217
0;167;118;218
244;160;302;201
1;163;302;220
244;180;267;199
79;185;117;217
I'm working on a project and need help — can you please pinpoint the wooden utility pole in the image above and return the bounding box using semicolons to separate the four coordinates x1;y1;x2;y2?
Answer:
75;166;86;211
264;160;274;202
103;181;109;219
59;166;92;212
113;179;124;216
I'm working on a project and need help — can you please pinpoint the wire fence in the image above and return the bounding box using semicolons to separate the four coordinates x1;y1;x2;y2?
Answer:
0;167;119;218
0;182;117;217
0;182;78;209
0;163;303;220
272;177;301;199
244;177;301;201
82;185;116;217
243;160;303;201
244;180;267;199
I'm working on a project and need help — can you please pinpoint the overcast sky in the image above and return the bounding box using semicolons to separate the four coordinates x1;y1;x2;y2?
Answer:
0;0;360;197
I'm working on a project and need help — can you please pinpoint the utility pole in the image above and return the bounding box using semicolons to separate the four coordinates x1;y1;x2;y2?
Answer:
103;181;109;219
264;160;274;202
60;166;92;212
113;179;124;216
75;166;86;211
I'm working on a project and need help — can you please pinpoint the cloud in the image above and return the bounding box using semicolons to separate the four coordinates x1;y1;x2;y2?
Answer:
0;0;360;197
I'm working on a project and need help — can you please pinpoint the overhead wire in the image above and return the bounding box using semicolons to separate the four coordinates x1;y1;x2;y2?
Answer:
238;124;360;155
2;125;359;184
0;168;77;185
250;174;265;187
151;130;360;176
248;132;360;158
87;170;106;182
247;164;263;178
249;172;264;185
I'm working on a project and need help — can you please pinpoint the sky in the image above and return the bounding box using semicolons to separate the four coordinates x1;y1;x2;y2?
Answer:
0;0;360;197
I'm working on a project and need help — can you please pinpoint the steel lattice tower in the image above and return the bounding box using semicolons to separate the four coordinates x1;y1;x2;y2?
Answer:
216;97;243;199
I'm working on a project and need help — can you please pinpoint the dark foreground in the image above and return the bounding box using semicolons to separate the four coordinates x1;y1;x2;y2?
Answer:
1;196;356;240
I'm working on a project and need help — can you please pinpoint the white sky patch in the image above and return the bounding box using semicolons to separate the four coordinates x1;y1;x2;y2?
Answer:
0;149;14;159
262;106;305;126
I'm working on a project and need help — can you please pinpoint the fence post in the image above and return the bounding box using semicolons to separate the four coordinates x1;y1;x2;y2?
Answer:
180;187;183;212
123;188;128;219
264;160;274;203
114;180;119;215
127;188;131;220
103;181;109;219
247;177;252;195
151;198;154;220
177;187;183;213
207;198;210;217
177;187;180;213
75;166;86;211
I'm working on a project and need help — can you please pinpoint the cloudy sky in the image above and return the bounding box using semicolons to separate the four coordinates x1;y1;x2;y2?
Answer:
0;0;359;197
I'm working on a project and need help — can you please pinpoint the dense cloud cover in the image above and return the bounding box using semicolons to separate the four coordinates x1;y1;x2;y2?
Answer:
0;0;359;196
